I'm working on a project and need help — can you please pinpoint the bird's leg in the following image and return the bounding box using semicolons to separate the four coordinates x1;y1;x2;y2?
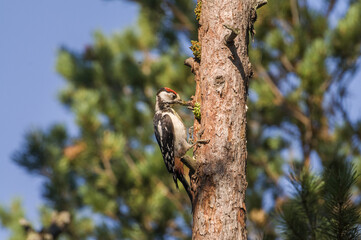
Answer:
190;128;210;148
194;128;210;145
187;105;194;111
194;139;210;145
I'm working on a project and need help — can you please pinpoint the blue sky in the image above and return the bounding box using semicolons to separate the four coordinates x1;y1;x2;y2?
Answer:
0;0;360;238
0;0;137;237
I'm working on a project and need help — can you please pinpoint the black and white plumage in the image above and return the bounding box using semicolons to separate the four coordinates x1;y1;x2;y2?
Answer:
153;87;192;196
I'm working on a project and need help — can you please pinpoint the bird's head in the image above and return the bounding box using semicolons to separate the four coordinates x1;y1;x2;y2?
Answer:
155;87;183;111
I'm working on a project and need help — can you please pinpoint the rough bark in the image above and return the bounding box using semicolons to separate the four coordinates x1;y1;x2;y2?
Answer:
190;0;255;239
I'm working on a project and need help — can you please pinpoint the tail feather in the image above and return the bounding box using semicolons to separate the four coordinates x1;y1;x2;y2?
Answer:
174;157;193;202
173;174;179;189
177;174;193;202
173;157;183;189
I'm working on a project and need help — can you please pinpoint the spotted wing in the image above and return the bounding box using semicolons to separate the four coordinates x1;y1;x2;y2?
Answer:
154;113;176;177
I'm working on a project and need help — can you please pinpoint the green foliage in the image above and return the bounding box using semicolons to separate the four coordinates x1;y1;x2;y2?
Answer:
278;160;361;240
0;199;26;240
5;1;196;237
323;160;361;240
278;170;324;240
297;39;328;94
246;0;361;236
331;1;361;61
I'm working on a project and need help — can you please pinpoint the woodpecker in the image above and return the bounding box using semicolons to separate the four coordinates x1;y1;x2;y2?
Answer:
153;87;194;200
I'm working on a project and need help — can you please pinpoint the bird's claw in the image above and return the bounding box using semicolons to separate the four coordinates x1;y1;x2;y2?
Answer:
196;128;205;139
196;139;210;145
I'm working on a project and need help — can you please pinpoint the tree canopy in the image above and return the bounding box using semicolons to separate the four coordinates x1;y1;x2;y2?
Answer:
1;0;361;239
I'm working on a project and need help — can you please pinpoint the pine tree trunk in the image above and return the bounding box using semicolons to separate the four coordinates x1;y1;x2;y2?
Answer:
191;0;254;239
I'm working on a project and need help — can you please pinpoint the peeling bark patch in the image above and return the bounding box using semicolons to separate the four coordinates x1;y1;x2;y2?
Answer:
214;75;225;96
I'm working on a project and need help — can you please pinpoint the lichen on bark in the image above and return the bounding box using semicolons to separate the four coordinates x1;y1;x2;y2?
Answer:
190;40;201;61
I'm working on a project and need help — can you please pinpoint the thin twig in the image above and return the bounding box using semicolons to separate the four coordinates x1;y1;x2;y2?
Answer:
255;64;310;126
280;55;295;72
164;0;195;31
290;0;300;25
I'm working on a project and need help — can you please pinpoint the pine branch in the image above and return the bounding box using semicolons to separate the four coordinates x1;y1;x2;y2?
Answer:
20;211;70;240
322;160;361;240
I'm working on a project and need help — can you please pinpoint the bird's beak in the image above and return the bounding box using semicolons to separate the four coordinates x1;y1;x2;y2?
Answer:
172;95;192;106
175;97;193;106
174;98;184;105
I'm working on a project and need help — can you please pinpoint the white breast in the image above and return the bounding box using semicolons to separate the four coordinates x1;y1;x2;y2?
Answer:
166;110;190;157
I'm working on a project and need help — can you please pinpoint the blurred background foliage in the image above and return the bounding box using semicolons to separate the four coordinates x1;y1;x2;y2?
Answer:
1;0;361;239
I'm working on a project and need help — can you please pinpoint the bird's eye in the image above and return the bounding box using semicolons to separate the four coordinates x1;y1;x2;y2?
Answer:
172;94;177;99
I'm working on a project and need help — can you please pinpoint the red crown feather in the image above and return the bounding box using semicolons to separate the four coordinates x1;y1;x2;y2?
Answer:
164;87;177;95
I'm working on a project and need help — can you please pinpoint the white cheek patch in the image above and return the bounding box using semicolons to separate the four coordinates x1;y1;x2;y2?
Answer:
159;91;172;102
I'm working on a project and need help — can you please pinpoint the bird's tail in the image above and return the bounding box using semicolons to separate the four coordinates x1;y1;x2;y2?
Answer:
174;157;193;203
177;174;193;203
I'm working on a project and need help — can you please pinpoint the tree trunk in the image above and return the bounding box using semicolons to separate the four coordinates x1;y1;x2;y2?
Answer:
191;0;255;239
